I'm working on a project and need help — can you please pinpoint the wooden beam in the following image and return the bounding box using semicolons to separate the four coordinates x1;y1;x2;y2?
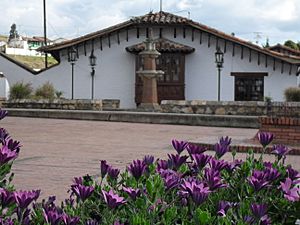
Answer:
183;27;186;38
249;49;252;62
174;28;176;38
137;28;140;38
289;64;292;75
159;28;162;38
265;55;268;68
100;37;103;50
126;28;128;42
216;38;219;49
208;34;211;48
192;29;194;41
76;45;79;58
241;46;243;59
84;41;86;56
273;58;276;71
108;34;111;48
281;61;284;74
232;43;235;57
117;31;120;44
91;39;94;50
146;27;149;38
224;41;227;53
199;31;202;44
257;52;260;65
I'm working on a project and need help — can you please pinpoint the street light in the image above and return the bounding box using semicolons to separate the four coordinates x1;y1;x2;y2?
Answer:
68;46;77;99
89;50;97;100
215;46;224;101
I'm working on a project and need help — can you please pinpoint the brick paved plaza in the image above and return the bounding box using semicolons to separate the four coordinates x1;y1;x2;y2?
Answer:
2;117;300;201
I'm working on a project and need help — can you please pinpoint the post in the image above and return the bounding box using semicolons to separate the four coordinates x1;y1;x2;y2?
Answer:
71;63;74;99
91;69;95;100
160;0;162;11
218;67;221;101
43;0;48;68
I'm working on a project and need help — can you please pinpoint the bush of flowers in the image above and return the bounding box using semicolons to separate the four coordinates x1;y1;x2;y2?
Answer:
0;108;299;224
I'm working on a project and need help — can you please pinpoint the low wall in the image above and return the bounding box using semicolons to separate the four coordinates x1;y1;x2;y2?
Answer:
3;99;120;110
161;100;300;116
259;116;300;145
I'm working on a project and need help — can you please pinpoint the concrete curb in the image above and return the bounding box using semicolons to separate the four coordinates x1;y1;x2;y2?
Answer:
4;108;260;128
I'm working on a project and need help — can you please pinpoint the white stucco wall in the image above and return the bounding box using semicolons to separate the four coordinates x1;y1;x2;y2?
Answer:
0;25;298;108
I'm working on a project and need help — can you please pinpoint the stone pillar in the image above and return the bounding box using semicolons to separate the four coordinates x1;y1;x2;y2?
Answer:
137;30;164;111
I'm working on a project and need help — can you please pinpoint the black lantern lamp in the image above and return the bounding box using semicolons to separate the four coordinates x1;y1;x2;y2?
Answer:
215;47;224;101
89;50;97;100
68;46;77;99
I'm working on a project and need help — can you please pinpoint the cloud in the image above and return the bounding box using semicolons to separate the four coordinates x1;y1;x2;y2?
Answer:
0;0;299;45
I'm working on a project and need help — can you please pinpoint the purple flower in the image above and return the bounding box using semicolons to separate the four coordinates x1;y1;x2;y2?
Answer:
102;190;126;209
286;166;300;184
123;187;141;200
0;109;8;120
14;189;40;209
0;218;14;225
280;178;300;202
162;173;180;191
186;143;207;156
85;220;99;225
209;158;228;171
71;184;94;202
217;201;232;217
107;166;120;180
271;144;290;160
263;167;280;182
225;159;243;173
0;145;18;164
143;155;154;165
219;136;232;146
4;138;21;153
0;188;15;207
128;159;147;180
72;177;83;185
250;203;271;224
192;153;212;170
180;179;210;206
167;154;188;170
62;214;80;225
157;159;169;171
43;207;62;225
100;160;109;179
0;128;9;144
171;139;188;154
214;143;230;158
248;170;269;192
257;132;274;148
203;168;227;191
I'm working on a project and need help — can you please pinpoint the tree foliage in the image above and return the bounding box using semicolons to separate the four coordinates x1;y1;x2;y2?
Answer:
284;40;299;50
8;23;19;41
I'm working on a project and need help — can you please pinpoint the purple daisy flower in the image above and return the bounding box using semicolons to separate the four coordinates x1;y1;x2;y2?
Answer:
171;139;188;154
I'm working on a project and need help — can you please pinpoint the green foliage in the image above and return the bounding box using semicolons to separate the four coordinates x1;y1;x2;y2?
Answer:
9;81;33;99
284;40;299;50
34;81;56;100
284;87;300;102
8;23;19;41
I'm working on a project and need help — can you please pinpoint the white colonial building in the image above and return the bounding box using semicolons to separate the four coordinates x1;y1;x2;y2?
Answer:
0;11;299;107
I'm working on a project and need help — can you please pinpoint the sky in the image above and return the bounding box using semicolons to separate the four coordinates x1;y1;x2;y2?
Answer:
0;0;299;46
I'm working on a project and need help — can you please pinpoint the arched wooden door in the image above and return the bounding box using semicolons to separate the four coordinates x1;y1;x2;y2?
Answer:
135;53;185;105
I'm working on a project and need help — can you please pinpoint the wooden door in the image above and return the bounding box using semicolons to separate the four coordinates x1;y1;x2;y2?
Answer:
135;53;185;105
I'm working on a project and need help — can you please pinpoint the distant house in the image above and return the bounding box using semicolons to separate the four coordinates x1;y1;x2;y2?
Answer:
0;11;299;106
6;36;52;56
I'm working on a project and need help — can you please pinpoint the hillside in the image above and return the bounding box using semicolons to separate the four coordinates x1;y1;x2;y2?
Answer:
7;55;58;70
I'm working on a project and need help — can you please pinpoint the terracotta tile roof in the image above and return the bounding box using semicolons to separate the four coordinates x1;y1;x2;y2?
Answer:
268;44;300;57
39;11;300;65
126;38;195;53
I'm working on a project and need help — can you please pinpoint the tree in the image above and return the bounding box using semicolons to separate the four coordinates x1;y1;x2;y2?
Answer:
284;40;299;50
8;23;19;41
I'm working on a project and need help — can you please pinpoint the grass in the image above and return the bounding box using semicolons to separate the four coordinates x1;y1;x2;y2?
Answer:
7;54;58;70
0;35;8;42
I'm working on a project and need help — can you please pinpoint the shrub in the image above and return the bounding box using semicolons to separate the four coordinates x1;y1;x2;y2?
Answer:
9;81;33;99
0;109;299;224
284;87;300;102
34;81;56;100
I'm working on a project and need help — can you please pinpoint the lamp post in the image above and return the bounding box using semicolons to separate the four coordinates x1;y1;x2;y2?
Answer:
215;47;224;101
68;46;77;99
89;50;97;100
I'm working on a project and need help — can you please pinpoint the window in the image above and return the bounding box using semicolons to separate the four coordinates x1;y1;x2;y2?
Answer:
232;73;267;101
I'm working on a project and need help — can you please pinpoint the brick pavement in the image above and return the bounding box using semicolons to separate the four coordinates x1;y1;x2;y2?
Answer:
1;117;300;202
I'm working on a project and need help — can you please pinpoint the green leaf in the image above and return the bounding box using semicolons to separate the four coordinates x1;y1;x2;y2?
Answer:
194;208;211;225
